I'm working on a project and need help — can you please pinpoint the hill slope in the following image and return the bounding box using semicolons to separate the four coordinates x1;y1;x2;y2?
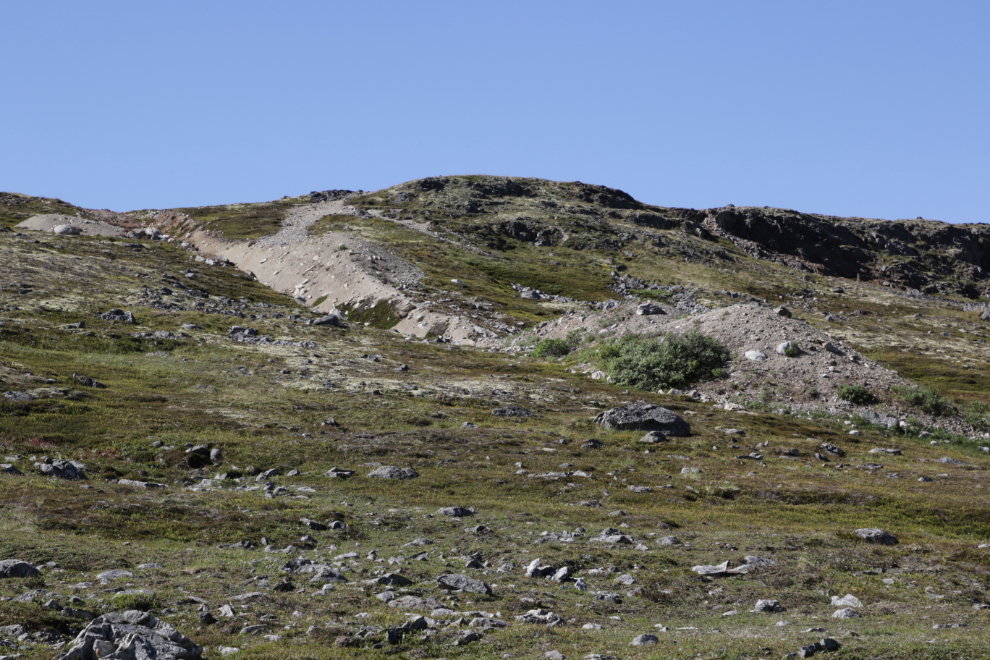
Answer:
1;177;989;659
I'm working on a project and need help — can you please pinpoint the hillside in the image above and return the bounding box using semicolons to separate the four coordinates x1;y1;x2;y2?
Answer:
1;176;989;659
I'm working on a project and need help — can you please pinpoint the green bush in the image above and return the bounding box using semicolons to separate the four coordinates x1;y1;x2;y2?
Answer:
783;342;800;358
598;330;729;391
894;385;954;417
837;384;877;405
532;338;571;358
564;328;587;349
964;401;990;430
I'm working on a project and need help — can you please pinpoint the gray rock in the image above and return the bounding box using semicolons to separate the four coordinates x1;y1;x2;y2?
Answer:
72;373;106;388
99;309;136;324
936;456;967;466
436;573;492;595
657;535;681;545
368;573;412;587
819;443;845;457
854;528;898;545
635;302;664;316
0;559;40;578
831;594;862;608
775;306;792;318
437;506;473;517
593;403;690;435
97;569;133;582
1;463;22;475
57;610;203;659
387;595;443;610
492;405;535;417
861;411;899;429
639;431;667;444
630;633;659;646
36;459;87;480
2;391;34;402
744;350;768;361
776;341;792;355
753;599;785;613
54;224;82;235
367;466;419;480
312;315;342;327
323;467;355;479
526;559;554;577
832;607;861;619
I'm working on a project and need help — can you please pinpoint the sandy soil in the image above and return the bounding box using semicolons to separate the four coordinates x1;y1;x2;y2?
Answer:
17;214;125;237
158;200;497;345
518;301;913;405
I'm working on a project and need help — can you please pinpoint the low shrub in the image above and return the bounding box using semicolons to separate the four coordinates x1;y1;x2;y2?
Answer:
532;338;570;358
837;384;876;405
783;342;800;358
893;385;954;416
598;330;729;391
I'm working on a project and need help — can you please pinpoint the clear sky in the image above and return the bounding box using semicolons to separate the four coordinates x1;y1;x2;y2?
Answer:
2;1;987;223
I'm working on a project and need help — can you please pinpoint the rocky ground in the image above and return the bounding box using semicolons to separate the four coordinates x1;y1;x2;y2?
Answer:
1;178;990;659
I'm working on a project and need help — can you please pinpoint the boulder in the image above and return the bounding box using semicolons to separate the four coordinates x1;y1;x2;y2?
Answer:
73;373;106;389
312;314;342;327
99;309;136;324
593;403;690;436
831;594;862;608
0;559;41;578
630;633;659;646
854;528;898;545
635;302;665;316
367;466;419;480
436;573;492;595
57;610;203;659
753;599;785;613
492;405;535;417
744;350;768;361
437;506;473;517
832;607;861;619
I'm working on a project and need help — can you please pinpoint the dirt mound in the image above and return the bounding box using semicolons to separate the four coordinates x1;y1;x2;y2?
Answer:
519;302;913;407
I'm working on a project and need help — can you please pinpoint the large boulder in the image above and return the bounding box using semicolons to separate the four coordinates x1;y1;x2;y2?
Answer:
0;559;40;578
54;224;82;235
593;403;690;436
57;610;203;659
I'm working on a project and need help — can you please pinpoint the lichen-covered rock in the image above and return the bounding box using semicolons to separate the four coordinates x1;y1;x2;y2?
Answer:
0;559;40;578
58;610;203;659
854;528;898;545
593;403;690;435
367;466;419;480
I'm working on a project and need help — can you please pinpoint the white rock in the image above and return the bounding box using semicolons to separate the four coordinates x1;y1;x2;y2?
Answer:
744;350;768;361
831;594;863;608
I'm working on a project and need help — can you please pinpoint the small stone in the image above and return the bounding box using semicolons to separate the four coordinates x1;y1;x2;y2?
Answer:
854;528;898;545
832;607;861;619
630;633;659;646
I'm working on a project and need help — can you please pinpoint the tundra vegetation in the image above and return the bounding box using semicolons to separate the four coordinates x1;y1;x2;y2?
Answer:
1;176;990;659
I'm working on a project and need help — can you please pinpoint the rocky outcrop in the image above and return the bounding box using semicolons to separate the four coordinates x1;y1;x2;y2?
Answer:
58;610;203;660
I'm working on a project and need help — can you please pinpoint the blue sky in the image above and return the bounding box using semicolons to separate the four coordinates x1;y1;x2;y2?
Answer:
2;1;987;223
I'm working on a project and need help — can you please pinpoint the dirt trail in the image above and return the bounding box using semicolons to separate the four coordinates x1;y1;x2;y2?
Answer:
161;199;496;344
